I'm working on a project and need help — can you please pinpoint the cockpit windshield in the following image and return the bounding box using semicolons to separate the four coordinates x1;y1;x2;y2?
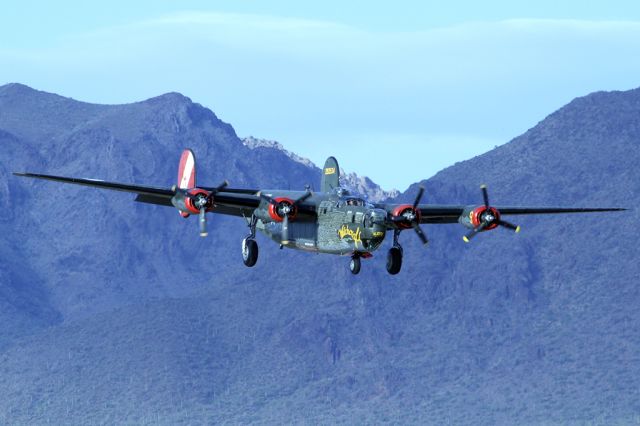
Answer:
341;197;366;207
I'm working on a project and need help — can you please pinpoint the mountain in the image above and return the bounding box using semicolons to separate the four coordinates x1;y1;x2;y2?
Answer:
242;136;316;169
0;83;638;424
242;136;399;202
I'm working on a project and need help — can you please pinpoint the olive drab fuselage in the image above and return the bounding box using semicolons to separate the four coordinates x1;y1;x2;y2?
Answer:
254;190;387;255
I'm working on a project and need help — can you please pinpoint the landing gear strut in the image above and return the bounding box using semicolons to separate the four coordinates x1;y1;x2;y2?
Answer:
349;255;361;275
386;230;403;275
242;215;259;267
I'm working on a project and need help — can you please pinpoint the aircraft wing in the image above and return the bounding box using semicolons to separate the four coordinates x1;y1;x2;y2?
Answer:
415;204;625;224
13;172;261;217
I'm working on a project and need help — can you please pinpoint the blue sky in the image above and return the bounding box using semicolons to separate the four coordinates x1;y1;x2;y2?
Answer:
2;1;640;190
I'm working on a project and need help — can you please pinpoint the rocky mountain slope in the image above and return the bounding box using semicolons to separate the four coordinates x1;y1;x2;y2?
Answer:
242;136;399;201
0;83;638;424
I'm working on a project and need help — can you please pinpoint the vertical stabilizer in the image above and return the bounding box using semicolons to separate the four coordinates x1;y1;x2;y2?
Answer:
177;149;196;189
321;156;340;193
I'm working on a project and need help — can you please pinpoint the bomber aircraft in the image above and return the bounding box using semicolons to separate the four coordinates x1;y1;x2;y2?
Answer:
14;149;625;275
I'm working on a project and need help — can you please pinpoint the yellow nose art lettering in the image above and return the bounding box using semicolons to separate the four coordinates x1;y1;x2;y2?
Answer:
338;225;361;244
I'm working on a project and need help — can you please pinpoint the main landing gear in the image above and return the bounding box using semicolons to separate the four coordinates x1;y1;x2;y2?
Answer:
386;230;403;275
242;215;259;267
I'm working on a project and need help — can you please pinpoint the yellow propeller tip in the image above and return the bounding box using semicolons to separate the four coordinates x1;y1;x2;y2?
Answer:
480;184;487;189
515;226;521;233
200;232;208;237
462;236;470;243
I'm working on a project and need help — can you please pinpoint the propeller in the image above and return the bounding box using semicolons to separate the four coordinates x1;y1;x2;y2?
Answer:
213;181;230;193
463;184;520;243
391;186;428;245
181;180;228;237
260;189;313;244
202;180;229;237
199;207;207;237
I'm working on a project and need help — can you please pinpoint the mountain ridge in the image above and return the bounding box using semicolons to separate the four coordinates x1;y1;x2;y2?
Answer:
242;135;399;201
0;83;638;424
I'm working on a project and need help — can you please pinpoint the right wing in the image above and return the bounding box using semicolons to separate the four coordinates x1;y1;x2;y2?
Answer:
13;172;261;218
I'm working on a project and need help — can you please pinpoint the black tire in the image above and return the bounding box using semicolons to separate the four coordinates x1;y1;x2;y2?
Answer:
242;238;258;267
349;256;361;275
386;246;402;275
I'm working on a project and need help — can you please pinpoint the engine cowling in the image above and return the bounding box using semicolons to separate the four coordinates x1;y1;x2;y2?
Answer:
185;189;213;214
391;204;422;229
172;188;212;215
267;197;298;222
459;205;500;231
459;185;521;242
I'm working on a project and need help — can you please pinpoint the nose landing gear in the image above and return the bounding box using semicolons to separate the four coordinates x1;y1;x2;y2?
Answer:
349;255;361;275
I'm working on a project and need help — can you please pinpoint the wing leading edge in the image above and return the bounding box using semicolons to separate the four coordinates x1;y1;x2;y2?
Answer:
13;172;261;217
413;204;626;224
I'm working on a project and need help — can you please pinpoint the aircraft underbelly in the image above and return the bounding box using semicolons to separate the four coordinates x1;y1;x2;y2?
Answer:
257;208;382;256
257;218;356;255
258;220;321;252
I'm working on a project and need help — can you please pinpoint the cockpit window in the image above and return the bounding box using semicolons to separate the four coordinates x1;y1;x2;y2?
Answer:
343;197;365;207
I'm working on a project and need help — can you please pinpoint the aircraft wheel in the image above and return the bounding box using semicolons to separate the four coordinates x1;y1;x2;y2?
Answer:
386;246;402;275
349;256;361;275
242;238;258;267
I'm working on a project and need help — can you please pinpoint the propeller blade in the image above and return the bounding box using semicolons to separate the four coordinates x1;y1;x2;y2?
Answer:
481;184;490;207
293;191;312;207
463;222;488;243
281;214;289;244
214;180;229;192
260;193;278;206
413;186;425;209
199;207;208;237
498;220;521;233
412;223;429;245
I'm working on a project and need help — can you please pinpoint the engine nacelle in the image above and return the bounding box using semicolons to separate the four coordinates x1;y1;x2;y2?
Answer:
171;188;212;215
267;197;297;222
391;204;421;229
459;205;500;231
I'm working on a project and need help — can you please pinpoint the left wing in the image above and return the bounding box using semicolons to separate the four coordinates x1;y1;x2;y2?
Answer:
377;183;625;226
417;205;625;224
376;203;625;225
376;184;625;244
